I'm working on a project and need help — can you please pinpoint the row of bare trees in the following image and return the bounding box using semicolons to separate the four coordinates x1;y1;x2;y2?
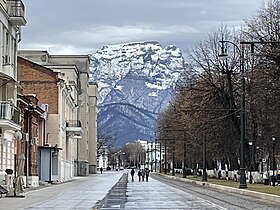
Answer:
98;123;146;168
156;0;280;172
107;141;145;169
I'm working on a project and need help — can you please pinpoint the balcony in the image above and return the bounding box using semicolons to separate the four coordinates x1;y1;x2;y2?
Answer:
66;120;82;135
0;101;21;131
6;0;27;26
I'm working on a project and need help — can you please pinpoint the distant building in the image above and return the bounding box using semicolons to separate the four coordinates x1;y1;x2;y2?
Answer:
137;139;163;171
97;145;108;170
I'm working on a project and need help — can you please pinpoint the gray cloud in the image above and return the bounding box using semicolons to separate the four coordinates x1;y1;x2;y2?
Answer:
21;0;263;55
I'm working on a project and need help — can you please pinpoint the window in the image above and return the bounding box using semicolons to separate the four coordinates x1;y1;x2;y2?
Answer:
3;30;11;65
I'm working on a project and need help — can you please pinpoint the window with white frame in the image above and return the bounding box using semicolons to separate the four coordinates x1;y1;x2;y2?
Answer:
2;28;12;65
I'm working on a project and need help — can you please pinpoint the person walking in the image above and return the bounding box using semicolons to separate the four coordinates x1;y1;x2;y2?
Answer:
145;168;150;181
130;168;135;181
141;169;145;181
138;170;142;181
100;167;103;174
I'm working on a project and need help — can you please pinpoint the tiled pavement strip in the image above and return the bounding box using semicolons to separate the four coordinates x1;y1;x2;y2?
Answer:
93;173;128;210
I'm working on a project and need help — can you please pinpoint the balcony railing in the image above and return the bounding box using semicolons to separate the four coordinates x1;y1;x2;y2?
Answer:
66;120;81;127
6;0;26;26
0;101;20;124
66;120;82;135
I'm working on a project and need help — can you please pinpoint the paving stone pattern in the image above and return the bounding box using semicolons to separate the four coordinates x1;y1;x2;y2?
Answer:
125;173;226;210
93;173;128;210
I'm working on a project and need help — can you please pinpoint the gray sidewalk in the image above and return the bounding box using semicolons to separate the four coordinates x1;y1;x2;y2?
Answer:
0;171;124;210
125;174;226;209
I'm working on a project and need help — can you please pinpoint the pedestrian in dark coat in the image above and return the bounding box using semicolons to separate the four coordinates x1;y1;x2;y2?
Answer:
141;169;145;181
145;168;150;181
130;168;135;181
138;170;142;181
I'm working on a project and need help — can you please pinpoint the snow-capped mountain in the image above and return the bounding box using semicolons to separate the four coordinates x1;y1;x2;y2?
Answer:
90;41;185;146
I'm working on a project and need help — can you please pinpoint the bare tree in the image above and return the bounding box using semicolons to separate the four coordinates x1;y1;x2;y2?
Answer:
157;26;244;170
243;0;280;167
122;141;145;167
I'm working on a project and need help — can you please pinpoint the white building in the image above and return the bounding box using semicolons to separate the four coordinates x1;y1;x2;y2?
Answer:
0;0;26;187
137;140;163;171
97;145;108;170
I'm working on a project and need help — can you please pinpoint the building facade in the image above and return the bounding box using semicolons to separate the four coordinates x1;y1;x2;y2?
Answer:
137;140;163;171
0;0;26;191
17;93;45;188
17;57;80;183
18;51;98;176
97;145;108;170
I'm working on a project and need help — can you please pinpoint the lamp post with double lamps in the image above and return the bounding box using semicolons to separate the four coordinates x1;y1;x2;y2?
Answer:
219;39;247;189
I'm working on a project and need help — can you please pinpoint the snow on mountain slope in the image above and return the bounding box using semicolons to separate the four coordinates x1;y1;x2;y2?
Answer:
90;41;185;146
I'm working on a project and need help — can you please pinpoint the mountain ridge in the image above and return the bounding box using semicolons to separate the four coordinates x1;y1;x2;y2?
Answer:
90;41;185;145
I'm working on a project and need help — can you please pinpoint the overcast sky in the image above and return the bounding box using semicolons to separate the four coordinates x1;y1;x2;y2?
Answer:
20;0;264;56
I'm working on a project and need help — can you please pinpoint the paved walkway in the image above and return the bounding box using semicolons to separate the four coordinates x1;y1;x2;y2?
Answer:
0;171;124;210
125;174;226;209
1;171;279;209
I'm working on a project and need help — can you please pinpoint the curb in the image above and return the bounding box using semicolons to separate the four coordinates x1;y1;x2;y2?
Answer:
158;173;280;204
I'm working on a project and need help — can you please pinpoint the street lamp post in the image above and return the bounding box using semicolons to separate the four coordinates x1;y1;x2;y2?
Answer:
219;39;247;189
202;132;207;181
219;39;280;188
159;142;162;173
272;137;276;187
256;146;264;177
164;139;167;174
151;143;153;172
146;142;149;169
172;141;175;176
248;141;253;184
154;141;157;172
118;152;121;170
183;130;187;178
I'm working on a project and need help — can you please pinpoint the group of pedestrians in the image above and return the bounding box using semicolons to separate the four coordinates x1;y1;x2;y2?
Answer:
130;168;150;182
